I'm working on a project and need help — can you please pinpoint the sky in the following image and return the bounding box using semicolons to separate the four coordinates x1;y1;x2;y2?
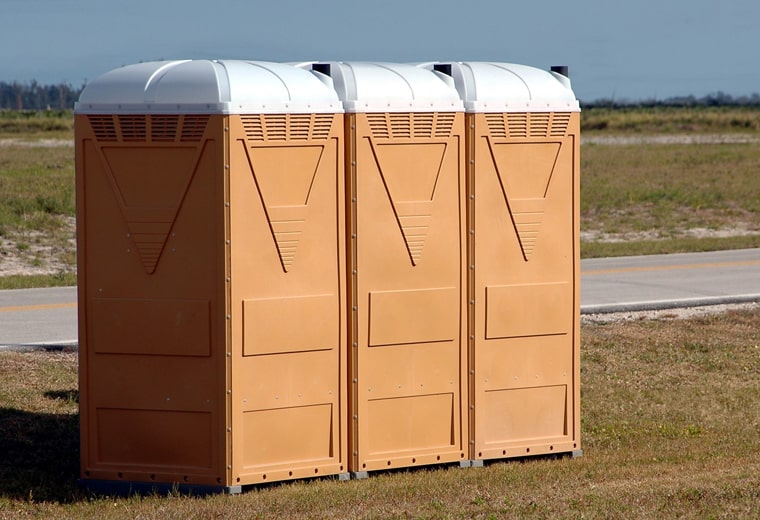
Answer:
2;0;759;102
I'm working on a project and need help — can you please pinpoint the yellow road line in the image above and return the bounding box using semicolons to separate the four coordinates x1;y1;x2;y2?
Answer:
0;302;77;313
583;260;760;276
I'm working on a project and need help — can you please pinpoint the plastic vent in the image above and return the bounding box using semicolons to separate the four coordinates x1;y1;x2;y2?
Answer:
487;112;571;139
118;116;147;141
88;115;208;142
550;113;571;136
88;115;117;141
368;113;456;139
151;115;179;142
241;115;334;141
180;115;209;142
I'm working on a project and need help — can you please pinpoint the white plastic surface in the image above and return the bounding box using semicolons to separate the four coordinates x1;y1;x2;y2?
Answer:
298;62;463;113
75;60;342;114
420;62;580;113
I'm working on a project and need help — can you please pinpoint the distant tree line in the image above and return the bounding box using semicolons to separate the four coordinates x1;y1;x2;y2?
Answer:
582;91;760;109
0;81;85;110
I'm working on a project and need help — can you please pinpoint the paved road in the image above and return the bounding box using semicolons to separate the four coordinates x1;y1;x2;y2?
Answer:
581;248;760;313
0;286;78;347
1;248;759;346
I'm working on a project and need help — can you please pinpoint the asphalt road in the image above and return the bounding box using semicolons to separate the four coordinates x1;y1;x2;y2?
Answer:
2;248;759;347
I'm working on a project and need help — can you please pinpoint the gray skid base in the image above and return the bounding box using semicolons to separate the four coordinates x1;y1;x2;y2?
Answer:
459;460;484;468
80;478;242;496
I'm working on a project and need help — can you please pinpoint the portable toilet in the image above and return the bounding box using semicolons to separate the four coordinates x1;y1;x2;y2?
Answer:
422;62;582;462
75;60;347;492
298;62;469;476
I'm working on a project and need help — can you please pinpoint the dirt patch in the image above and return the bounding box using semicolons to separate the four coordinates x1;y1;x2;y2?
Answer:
0;216;76;277
0;138;73;148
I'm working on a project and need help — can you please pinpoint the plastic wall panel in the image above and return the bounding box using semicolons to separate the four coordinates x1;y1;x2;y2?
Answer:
348;112;468;473
228;114;347;484
75;114;229;487
468;112;581;460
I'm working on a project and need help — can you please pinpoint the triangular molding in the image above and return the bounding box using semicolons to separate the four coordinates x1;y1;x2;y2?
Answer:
369;141;447;266
243;143;324;272
97;143;206;274
487;140;561;260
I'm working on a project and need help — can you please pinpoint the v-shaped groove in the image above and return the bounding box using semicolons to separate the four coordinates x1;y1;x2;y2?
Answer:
94;141;207;274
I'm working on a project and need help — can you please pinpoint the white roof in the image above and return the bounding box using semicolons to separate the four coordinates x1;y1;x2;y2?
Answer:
421;62;580;113
75;60;342;114
302;62;463;113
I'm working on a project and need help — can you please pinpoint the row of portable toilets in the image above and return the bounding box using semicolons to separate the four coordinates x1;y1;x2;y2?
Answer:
74;60;581;494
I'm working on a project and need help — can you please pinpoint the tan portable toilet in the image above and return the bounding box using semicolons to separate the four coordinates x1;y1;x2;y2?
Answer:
299;62;469;476
75;60;347;493
425;62;582;462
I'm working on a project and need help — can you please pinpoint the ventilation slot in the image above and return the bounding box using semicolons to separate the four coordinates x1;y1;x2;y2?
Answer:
488;112;570;139
413;113;434;138
311;114;334;140
241;116;265;141
89;115;208;143
485;114;507;139
529;113;551;138
434;113;456;137
367;114;391;139
180;115;209;141
368;113;456;139
264;115;287;141
506;113;528;138
289;115;311;140
550;113;571;136
242;114;333;141
151;115;179;142
88;115;117;141
118;116;147;141
390;114;412;139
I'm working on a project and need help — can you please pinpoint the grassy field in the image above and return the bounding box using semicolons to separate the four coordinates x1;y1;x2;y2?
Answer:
1;308;758;518
0;107;759;286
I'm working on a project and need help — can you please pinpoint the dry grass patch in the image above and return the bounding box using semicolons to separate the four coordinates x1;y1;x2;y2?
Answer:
2;309;760;518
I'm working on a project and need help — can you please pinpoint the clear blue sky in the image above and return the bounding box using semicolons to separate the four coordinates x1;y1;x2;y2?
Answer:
2;0;758;102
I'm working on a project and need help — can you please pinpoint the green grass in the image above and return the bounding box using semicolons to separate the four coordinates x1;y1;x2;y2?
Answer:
1;309;759;517
0;146;75;232
582;234;760;258
580;141;760;256
0;273;77;290
0;110;74;139
581;105;760;134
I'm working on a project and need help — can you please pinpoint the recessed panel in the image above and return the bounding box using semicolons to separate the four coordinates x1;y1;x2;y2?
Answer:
369;288;458;347
485;282;570;339
367;393;454;454
482;385;567;444
96;408;213;468
242;404;333;467
243;294;338;355
91;298;210;356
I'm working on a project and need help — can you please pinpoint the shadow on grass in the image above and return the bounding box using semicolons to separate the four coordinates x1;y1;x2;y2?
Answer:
0;396;82;502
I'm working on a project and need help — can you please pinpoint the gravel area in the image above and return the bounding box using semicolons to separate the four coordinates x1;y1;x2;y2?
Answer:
581;301;760;324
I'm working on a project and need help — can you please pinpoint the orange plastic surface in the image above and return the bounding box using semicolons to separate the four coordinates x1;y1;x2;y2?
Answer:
467;112;581;460
346;112;469;473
